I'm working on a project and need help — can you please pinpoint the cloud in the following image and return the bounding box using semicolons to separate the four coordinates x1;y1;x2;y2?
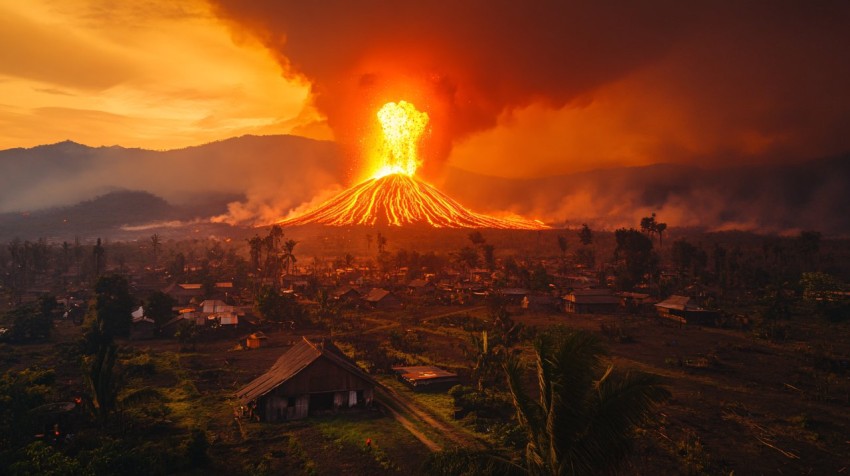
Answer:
0;0;319;150
209;1;850;179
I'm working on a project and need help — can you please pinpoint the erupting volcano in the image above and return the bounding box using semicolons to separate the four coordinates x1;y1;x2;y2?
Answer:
276;101;546;229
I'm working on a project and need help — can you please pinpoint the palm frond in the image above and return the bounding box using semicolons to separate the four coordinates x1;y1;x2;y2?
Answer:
575;371;670;474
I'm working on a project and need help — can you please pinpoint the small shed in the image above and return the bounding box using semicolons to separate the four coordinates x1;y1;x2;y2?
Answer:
246;331;269;349
236;337;374;422
392;365;460;392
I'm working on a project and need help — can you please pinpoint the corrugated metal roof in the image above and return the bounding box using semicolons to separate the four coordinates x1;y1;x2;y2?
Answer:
392;365;458;381
655;295;695;311
364;288;391;302
235;337;372;405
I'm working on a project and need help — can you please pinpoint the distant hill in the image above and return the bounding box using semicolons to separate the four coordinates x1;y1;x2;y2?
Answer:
0;190;242;241
0;134;344;214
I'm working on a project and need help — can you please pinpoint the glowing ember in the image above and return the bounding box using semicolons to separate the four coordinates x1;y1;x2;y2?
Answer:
371;101;429;178
275;100;547;229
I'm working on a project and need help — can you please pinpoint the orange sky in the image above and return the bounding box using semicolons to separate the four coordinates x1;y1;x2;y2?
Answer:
0;0;330;150
3;0;850;181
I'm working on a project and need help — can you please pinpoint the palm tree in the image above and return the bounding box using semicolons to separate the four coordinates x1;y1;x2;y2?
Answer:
283;239;299;275
504;329;669;475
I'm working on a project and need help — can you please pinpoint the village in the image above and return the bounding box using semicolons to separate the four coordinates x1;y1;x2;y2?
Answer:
1;224;849;474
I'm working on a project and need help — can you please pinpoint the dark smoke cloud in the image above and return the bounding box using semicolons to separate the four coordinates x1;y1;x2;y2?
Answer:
209;0;850;178
440;154;850;235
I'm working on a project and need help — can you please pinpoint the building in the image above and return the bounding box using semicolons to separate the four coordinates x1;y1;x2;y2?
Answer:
331;286;361;304
655;295;718;325
363;288;404;310
162;282;204;306
563;288;620;314
245;332;269;349
521;294;561;312
392;365;460;392
236;337;375;422
618;292;655;313
407;279;436;295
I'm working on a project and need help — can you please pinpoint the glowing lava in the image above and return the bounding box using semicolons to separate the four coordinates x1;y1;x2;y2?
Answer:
276;173;544;228
371;101;429;178
275;101;547;229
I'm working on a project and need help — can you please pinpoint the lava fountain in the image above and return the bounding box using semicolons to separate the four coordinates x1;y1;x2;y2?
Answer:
276;101;547;229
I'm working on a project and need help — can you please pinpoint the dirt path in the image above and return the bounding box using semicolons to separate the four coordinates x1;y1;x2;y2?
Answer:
420;306;485;323
374;381;484;453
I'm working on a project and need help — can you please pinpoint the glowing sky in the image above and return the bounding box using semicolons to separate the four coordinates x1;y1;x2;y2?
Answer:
3;0;850;181
0;0;330;150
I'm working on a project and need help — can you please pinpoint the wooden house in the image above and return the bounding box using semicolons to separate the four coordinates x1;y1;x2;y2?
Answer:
563;288;619;314
236;338;374;422
655;295;718;325
162;282;204;306
407;279;436;295
499;288;530;305
363;288;403;310
331;286;361;304
522;294;561;312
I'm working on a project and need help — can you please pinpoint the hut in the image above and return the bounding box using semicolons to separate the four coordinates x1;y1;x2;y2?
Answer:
236;337;374;422
245;331;268;349
363;288;404;310
563;288;620;314
655;295;718;325
407;279;436;295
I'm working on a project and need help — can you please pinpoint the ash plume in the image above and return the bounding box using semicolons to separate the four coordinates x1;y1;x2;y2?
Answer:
209;1;850;178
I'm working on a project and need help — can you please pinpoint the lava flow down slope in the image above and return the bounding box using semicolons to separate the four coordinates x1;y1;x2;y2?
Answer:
275;100;547;229
276;172;544;229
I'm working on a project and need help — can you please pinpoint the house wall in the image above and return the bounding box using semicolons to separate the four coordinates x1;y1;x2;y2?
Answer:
255;357;375;421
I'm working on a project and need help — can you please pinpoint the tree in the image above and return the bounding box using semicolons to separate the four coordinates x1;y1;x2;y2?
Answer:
282;239;299;275
482;244;496;271
640;213;667;248
150;233;161;267
613;229;656;291
255;285;305;326
376;232;387;254
7;295;56;341
366;233;373;253
247;235;263;271
82;275;135;353
504;329;669;475
82;341;163;425
578;224;593;246
468;231;486;247
557;235;568;258
145;291;177;330
454;246;480;275
93;238;106;279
